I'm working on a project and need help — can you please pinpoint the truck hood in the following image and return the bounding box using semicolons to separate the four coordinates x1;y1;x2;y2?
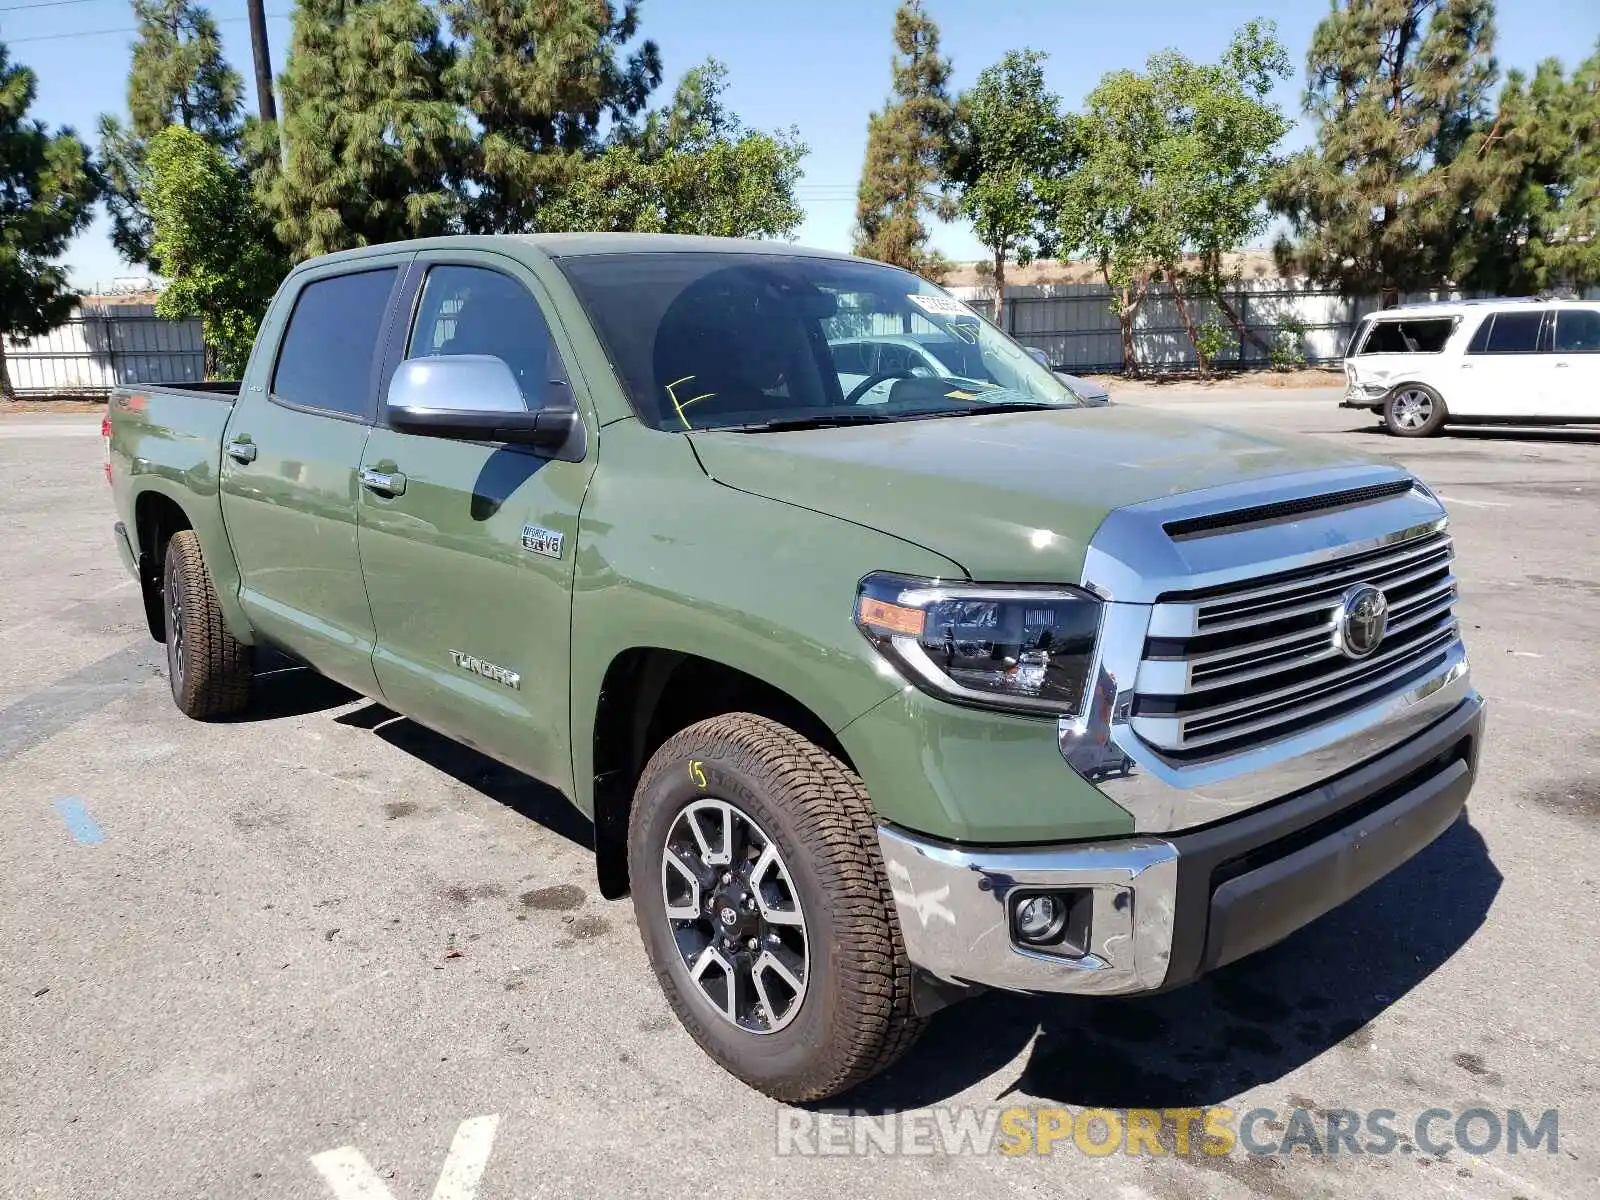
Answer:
688;406;1385;581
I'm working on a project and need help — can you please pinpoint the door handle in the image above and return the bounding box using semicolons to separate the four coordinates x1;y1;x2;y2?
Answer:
1554;361;1570;368
359;466;407;496
226;440;257;464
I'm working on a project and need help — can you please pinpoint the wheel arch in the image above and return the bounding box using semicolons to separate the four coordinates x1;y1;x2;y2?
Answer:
132;489;195;642
589;647;855;900
127;480;255;645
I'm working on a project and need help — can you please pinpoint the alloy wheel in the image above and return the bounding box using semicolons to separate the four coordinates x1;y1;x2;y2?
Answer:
1391;388;1433;430
660;798;809;1034
166;567;185;681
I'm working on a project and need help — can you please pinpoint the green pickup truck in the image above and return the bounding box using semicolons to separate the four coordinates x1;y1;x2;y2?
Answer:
108;234;1485;1102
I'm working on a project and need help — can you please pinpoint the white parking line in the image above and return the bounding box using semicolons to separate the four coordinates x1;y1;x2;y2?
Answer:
311;1115;500;1200
1436;494;1513;509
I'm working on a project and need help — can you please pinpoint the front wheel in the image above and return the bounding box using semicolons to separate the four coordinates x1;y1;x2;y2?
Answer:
628;714;925;1102
1383;384;1448;437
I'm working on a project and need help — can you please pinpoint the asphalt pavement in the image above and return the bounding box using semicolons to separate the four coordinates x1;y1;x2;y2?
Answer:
2;395;1596;1199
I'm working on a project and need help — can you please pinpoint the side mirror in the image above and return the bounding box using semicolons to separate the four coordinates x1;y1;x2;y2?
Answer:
386;355;580;452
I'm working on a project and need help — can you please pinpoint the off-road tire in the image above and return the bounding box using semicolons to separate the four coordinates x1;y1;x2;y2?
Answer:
629;713;926;1102
162;529;251;719
1383;383;1449;437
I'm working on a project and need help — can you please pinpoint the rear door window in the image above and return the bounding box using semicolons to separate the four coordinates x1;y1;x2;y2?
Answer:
1482;310;1547;354
1553;308;1600;354
1358;317;1456;354
271;268;399;418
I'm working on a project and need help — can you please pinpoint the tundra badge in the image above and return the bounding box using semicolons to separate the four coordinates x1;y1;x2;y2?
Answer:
521;524;564;559
449;650;521;690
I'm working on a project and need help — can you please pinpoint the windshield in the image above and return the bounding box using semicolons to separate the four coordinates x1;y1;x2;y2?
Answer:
554;252;1082;431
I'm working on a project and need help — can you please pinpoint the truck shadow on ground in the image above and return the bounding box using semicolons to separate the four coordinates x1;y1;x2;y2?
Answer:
333;700;596;850
852;815;1500;1113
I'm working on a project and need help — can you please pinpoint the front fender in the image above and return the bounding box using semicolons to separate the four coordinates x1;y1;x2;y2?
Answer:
568;419;964;818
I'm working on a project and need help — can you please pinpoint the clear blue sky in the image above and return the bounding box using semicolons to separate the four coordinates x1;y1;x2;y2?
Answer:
4;0;1597;290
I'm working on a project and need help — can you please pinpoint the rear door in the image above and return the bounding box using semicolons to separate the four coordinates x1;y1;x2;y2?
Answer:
356;251;596;789
1456;308;1554;417
220;256;410;693
1548;307;1600;419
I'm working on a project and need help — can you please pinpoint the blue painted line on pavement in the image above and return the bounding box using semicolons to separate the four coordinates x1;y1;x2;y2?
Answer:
53;798;105;846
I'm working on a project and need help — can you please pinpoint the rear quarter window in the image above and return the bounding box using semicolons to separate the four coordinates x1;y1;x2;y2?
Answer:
1357;317;1457;354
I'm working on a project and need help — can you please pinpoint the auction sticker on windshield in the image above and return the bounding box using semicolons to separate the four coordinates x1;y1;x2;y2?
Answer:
907;294;974;317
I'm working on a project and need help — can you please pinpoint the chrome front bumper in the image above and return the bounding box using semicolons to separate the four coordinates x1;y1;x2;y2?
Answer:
879;691;1484;997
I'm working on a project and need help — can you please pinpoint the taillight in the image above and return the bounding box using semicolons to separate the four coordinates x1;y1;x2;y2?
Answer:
101;415;112;484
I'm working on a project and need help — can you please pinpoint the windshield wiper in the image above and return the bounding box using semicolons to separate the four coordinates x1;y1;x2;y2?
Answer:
902;401;1064;420
722;412;898;433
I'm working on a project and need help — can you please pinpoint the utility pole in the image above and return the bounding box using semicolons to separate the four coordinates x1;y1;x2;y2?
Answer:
246;0;277;123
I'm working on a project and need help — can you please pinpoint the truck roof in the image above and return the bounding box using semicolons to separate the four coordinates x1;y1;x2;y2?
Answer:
285;233;863;275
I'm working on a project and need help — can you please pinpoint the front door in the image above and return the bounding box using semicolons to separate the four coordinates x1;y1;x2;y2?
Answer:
219;259;409;693
356;254;595;790
1549;307;1600;419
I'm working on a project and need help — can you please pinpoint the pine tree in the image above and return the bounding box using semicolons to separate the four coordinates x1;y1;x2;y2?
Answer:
853;0;954;280
443;0;661;233
263;0;467;259
1454;41;1600;291
97;0;244;266
1270;0;1497;304
0;44;99;398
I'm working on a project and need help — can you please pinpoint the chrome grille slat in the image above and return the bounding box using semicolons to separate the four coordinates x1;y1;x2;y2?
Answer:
1194;548;1452;634
1186;595;1456;694
1190;533;1451;623
1166;616;1456;721
1134;524;1463;756
1144;630;1458;750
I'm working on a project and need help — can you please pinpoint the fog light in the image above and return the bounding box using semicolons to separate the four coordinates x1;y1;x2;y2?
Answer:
1014;894;1069;945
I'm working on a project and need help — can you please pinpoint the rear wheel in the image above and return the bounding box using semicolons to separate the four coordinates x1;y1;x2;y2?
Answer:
163;529;251;718
1383;384;1448;437
628;714;925;1101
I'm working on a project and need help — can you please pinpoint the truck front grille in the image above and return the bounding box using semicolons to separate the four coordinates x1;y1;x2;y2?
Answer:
1132;529;1459;759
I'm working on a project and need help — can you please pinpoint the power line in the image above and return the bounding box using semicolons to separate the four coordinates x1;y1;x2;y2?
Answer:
0;0;116;12
4;11;288;41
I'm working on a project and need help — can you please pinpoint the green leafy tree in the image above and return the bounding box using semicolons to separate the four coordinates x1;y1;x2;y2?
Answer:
1453;42;1600;291
853;0;955;280
1151;22;1290;373
145;125;287;376
97;0;244;266
1270;0;1498;305
262;0;468;260
0;45;99;398
1054;23;1290;375
443;0;661;234
542;60;806;238
944;50;1066;330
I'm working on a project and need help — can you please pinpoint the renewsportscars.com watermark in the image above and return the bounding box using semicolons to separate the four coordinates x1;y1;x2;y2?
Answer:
776;1105;1560;1158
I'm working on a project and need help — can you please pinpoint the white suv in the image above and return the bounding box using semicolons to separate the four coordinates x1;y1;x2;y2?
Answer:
1342;299;1600;436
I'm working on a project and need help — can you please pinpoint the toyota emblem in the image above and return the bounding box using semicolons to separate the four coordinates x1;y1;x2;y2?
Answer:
1337;584;1389;659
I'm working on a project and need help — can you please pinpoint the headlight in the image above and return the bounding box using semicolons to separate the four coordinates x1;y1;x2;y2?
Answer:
855;573;1102;716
